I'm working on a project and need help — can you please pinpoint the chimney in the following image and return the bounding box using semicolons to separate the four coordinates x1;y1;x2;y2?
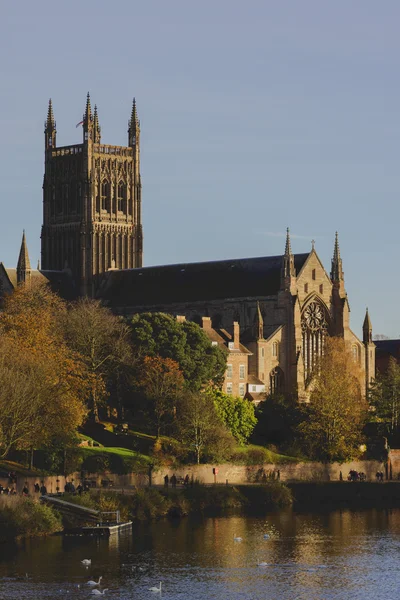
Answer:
202;316;212;330
233;321;240;348
176;315;186;323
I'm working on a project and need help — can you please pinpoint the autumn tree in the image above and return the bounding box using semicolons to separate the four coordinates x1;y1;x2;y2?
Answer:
298;337;367;462
63;298;132;420
130;313;227;390
138;356;184;437
212;390;257;445
370;357;400;442
0;282;88;460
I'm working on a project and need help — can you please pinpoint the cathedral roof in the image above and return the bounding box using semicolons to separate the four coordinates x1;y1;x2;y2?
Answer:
98;253;309;308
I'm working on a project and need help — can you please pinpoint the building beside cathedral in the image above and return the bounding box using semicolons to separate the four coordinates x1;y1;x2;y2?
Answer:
0;95;376;402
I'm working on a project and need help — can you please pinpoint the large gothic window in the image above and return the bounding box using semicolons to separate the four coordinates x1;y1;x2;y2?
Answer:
301;300;328;383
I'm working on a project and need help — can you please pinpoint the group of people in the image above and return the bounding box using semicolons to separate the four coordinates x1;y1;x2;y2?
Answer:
376;471;385;481
0;484;17;495
164;474;191;488
347;470;366;481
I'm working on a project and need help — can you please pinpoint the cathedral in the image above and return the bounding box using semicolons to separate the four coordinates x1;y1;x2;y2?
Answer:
0;95;375;401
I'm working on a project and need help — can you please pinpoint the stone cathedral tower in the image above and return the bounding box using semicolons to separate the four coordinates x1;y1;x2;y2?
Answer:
41;94;143;296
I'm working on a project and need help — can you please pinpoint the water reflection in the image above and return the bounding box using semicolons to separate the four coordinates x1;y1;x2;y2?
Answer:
0;509;399;599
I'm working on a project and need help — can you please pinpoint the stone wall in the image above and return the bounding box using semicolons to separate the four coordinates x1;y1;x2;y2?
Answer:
0;459;384;493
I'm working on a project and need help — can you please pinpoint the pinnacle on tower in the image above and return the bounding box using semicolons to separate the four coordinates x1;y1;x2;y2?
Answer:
93;104;101;143
128;97;140;146
330;231;343;282
84;92;92;122
45;99;55;130
284;227;292;257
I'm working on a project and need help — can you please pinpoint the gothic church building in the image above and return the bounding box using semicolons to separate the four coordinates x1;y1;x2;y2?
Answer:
0;95;375;401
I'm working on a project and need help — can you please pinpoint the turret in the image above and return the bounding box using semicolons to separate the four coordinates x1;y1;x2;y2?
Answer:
17;230;31;286
363;307;372;344
44;99;56;150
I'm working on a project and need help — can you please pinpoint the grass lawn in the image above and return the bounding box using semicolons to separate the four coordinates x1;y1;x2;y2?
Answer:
233;444;299;464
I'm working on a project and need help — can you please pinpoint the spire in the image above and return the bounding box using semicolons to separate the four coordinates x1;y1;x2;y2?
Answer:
17;230;31;285
256;301;264;340
128;97;140;146
282;227;296;287
84;92;92;122
330;231;343;282
44;99;56;149
363;307;372;344
93;104;101;143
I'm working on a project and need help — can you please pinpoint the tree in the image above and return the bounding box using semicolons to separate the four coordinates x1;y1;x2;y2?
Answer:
138;356;184;437
63;298;132;420
212;390;257;445
130;313;227;389
369;357;400;441
297;337;367;462
177;392;224;464
0;283;88;460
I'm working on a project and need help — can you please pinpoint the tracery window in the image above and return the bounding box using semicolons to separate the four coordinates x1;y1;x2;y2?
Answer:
301;300;328;382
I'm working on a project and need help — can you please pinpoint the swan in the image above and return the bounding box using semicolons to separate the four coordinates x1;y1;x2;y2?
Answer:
233;533;242;542
81;559;92;566
87;576;103;586
92;590;108;596
257;558;268;567
149;582;162;592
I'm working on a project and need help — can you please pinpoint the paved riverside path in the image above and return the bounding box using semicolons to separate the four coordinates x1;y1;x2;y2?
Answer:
40;495;100;522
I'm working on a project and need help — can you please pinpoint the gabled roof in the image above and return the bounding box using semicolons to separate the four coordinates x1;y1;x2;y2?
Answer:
98;253;309;307
375;339;400;358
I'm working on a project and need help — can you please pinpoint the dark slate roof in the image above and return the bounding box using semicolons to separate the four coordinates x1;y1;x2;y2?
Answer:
98;253;309;307
40;270;78;300
375;339;400;359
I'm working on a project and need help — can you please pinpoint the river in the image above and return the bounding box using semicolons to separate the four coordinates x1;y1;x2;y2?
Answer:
0;509;399;600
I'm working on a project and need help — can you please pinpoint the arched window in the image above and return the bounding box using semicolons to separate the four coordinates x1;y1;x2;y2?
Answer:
272;341;279;358
352;344;359;363
270;367;284;395
101;181;110;212
117;182;126;213
301;300;329;383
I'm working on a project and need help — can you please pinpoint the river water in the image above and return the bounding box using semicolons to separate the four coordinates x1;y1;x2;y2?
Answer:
0;509;399;600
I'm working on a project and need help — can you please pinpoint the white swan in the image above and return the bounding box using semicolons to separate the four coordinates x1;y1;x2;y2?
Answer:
92;590;108;596
233;533;242;542
149;581;162;592
257;558;268;567
81;559;92;566
87;576;103;586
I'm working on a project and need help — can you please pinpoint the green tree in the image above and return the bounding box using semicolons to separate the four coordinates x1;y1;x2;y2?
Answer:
177;392;229;464
370;357;400;440
297;337;367;462
130;313;227;389
212;390;257;445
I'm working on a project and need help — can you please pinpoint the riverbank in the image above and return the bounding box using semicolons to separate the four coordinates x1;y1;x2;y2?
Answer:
0;496;62;542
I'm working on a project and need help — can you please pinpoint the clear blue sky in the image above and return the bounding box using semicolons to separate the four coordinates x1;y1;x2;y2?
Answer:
1;1;399;337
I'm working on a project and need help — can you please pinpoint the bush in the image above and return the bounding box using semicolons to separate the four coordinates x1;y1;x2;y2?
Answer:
0;497;62;541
